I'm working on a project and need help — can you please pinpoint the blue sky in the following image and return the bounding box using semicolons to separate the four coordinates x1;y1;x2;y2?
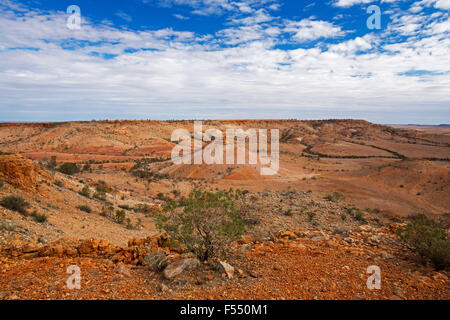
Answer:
0;0;449;124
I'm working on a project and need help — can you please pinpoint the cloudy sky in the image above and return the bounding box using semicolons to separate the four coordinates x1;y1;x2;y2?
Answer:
0;0;449;123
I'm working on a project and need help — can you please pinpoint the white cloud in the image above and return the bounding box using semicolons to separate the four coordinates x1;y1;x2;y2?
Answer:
0;1;449;122
173;13;190;20
334;0;404;7
284;19;345;42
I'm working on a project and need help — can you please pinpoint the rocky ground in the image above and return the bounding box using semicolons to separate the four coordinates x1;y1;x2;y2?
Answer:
0;225;448;300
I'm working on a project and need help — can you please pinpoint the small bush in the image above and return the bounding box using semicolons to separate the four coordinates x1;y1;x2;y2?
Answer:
32;211;48;223
346;207;367;223
307;211;316;221
0;181;4;188
324;192;343;202
133;203;152;214
397;214;450;270
77;205;92;213
58;162;80;175
54;180;64;187
79;185;90;198
156;192;165;200
1;195;29;215
155;189;246;261
96;185;108;194
283;209;293;216
115;210;126;224
101;202;114;217
353;211;367;223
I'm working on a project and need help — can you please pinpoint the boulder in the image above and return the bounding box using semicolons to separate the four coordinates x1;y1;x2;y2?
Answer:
219;261;235;279
163;258;200;279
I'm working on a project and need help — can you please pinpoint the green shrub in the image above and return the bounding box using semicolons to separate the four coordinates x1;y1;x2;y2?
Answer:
133;203;151;214
115;210;126;224
31;211;48;223
96;185;108;194
324;192;343;202
58;162;80;175
77;205;92;213
397;214;450;270
1;195;29;215
353;211;367;223
79;185;90;198
101;202;114;217
54;180;63;187
0;181;4;188
283;209;293;216
156;192;165;200
307;211;316;221
346;207;367;223
155;189;246;261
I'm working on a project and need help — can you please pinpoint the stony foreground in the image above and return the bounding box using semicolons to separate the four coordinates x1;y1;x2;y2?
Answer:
1;227;448;300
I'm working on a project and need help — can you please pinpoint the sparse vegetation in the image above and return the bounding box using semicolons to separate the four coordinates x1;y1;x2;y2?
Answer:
283;209;293;216
307;211;316;221
156;192;165;200
133;203;152;214
31;211;48;223
79;185;90;198
114;209;126;224
101;202;114;217
346;207;367;223
77;205;92;213
397;214;450;270
54;180;64;187
1;195;29;215
324;192;343;202
58;162;80;175
155;189;246;261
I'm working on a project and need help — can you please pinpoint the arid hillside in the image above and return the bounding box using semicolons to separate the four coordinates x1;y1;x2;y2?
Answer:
1;120;448;216
0;120;449;300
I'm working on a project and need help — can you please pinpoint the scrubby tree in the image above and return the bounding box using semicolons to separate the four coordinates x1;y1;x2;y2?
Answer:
155;189;246;261
397;214;450;270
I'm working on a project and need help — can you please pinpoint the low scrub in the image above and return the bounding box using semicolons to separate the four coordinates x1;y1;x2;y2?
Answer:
31;211;48;223
155;189;246;261
1;195;29;215
58;162;80;175
114;210;126;224
79;185;90;198
397;214;450;270
77;205;92;213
